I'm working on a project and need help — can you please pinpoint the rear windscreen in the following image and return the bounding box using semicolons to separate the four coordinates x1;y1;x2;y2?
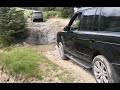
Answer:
100;7;120;32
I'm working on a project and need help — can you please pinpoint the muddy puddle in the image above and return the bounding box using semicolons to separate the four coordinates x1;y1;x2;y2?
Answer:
32;44;56;52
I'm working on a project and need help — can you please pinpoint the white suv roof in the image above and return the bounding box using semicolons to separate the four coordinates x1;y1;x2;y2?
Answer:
32;11;42;13
76;7;96;13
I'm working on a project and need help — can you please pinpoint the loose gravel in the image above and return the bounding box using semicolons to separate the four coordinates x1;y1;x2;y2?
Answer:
41;44;96;83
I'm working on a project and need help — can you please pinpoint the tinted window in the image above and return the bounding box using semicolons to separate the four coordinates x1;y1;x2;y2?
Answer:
34;12;42;14
33;12;42;15
80;8;97;31
100;7;120;32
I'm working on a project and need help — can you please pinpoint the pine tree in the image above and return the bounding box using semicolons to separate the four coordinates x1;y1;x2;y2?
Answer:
60;7;74;18
0;7;28;46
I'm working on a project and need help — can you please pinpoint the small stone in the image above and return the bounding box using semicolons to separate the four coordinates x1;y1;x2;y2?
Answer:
7;78;15;83
26;78;33;83
1;73;9;83
23;42;28;46
54;77;60;82
20;79;26;83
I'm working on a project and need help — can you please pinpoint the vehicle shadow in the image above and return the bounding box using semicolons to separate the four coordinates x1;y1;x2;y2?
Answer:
32;19;47;23
70;60;94;76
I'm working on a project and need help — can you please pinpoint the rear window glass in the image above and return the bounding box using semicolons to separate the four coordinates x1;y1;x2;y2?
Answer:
80;8;97;31
100;7;120;32
34;12;42;14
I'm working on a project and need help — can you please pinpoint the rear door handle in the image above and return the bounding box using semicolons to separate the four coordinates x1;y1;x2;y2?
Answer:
72;36;75;39
89;39;95;43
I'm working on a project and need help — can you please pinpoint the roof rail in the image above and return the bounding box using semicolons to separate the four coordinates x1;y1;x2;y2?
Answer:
76;7;95;13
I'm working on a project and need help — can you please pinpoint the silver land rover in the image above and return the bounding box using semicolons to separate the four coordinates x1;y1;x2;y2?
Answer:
30;11;43;22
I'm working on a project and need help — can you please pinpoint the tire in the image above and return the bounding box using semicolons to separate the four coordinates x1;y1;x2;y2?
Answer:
58;42;68;60
92;55;119;83
41;18;43;22
33;19;35;22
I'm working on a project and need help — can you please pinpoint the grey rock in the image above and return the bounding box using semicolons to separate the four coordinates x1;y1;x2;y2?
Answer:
1;73;9;83
26;19;63;45
7;78;15;83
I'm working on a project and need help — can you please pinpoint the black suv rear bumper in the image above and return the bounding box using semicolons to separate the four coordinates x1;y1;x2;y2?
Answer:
33;18;43;22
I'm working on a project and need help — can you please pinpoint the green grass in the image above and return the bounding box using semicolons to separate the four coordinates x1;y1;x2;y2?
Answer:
0;46;75;82
0;46;49;79
15;7;32;20
42;11;62;19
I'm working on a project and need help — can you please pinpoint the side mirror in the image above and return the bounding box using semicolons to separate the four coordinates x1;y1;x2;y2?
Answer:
64;26;70;31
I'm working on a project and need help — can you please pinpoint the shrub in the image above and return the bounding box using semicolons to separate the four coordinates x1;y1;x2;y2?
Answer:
60;7;74;18
43;11;62;19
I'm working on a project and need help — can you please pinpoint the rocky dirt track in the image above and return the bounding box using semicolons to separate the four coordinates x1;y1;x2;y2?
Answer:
40;44;96;83
0;18;96;83
26;18;70;45
27;18;96;83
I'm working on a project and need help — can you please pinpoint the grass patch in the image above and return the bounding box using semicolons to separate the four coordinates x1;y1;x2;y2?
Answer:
55;71;75;83
0;46;48;79
0;45;75;82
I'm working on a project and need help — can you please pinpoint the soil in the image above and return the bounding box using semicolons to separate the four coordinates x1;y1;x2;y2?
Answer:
29;18;97;83
34;44;96;83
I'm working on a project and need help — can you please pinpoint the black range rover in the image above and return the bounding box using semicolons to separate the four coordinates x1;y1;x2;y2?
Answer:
57;7;120;83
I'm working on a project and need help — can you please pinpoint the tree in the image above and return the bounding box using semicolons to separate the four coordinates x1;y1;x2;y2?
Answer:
0;7;28;46
20;7;75;18
20;7;38;10
59;7;74;18
37;7;56;11
37;7;74;18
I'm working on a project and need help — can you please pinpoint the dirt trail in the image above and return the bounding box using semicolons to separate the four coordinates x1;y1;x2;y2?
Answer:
29;19;96;83
38;44;96;83
26;18;70;45
0;18;96;83
33;44;96;83
29;18;96;83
